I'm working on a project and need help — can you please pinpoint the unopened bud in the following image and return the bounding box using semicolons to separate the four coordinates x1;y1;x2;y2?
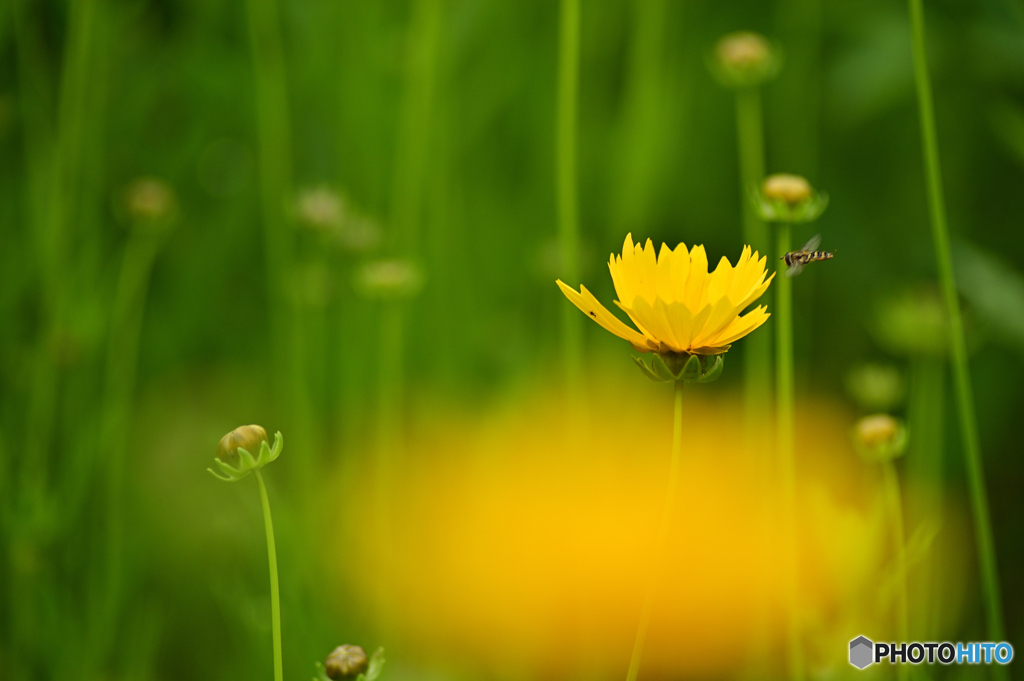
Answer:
325;645;369;680
296;187;346;232
122;177;177;227
209;426;283;482
355;258;424;300
710;32;780;88
337;214;383;254
216;425;268;463
853;414;908;462
752;173;828;224
762;174;811;205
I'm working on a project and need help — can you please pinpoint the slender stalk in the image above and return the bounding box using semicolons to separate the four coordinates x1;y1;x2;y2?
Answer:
254;470;283;681
735;88;771;446
774;223;804;681
610;0;668;237
625;381;684;681
98;229;163;633
375;304;404;474
557;0;582;396
390;0;440;254
372;302;403;629
907;0;1007;657
906;356;944;639
244;0;309;478
882;461;910;681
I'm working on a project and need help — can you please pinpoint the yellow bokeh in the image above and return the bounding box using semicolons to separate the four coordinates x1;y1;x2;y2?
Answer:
329;371;965;679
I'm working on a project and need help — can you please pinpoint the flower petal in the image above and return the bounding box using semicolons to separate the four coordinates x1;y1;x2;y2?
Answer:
705;305;771;347
556;280;650;348
616;297;681;351
684;244;710;312
690;296;741;348
663;300;696;350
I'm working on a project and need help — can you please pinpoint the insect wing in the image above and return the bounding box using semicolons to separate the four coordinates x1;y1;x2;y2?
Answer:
800;234;821;252
784;261;805;278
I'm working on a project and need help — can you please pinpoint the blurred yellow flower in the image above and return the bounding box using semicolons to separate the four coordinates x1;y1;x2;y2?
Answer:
557;234;773;355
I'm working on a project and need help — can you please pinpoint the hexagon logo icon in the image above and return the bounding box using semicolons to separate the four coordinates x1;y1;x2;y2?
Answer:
849;636;874;669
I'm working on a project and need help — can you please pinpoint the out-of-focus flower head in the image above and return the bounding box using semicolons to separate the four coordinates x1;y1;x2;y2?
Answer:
314;646;384;681
557;234;773;382
296;186;347;233
120;177;177;231
873;288;951;357
852;414;908;462
208;425;282;482
327;373;966;678
709;31;781;89
752;173;829;224
336;214;383;255
355;258;424;300
845;363;906;412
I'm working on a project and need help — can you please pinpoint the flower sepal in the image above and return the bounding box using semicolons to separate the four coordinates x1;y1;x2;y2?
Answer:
208;431;283;482
633;352;724;385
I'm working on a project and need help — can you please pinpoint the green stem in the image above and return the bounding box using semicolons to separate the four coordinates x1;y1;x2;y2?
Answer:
372;302;403;629
99;229;162;632
906;356;944;639
735;87;771;444
244;0;307;473
625;381;684;681
882;461;910;681
774;222;804;681
375;303;404;469
557;0;582;396
390;0;440;254
907;0;1006;658
254;470;283;681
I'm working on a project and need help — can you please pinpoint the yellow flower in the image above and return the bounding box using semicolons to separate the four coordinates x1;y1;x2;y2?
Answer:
556;234;773;355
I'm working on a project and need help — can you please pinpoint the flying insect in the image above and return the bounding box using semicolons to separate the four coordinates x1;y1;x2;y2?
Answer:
781;234;834;277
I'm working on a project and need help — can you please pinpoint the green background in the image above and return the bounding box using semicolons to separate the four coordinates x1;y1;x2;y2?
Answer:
2;0;1023;679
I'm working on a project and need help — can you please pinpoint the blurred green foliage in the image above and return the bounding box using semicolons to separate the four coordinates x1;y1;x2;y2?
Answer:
2;0;1024;679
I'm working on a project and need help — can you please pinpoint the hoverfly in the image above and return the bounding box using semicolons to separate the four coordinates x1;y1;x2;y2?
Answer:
780;234;834;277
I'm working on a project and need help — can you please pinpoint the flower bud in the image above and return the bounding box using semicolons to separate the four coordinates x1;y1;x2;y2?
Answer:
209;427;282;482
324;645;369;679
337;214;383;255
355;258;424;300
121;177;177;229
752;173;828;224
762;174;811;205
852;414;908;462
709;32;780;88
217;424;268;462
296;186;346;232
